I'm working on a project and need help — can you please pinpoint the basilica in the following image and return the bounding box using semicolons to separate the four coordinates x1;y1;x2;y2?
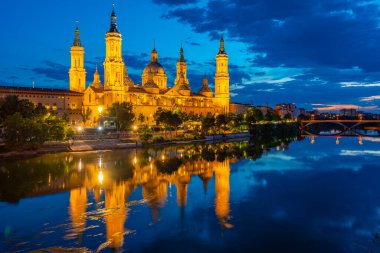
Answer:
69;5;230;126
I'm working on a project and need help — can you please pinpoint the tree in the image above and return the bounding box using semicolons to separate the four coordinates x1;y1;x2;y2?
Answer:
2;113;47;150
139;125;153;144
246;107;264;124
154;108;183;135
216;114;229;134
264;111;274;121
0;95;20;123
45;116;68;141
138;113;145;125
168;112;183;135
0;96;74;150
284;112;292;120
234;113;246;131
0;95;48;123
34;104;48;119
81;107;92;126
107;102;135;131
201;113;215;135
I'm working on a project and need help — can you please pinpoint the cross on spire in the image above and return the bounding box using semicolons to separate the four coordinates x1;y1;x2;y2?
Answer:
218;32;226;54
73;21;82;46
179;41;185;62
109;3;119;33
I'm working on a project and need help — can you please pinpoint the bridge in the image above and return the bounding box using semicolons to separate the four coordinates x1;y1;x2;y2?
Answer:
300;118;380;134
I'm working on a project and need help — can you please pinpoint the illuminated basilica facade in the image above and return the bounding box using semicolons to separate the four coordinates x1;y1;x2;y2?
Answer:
69;6;230;126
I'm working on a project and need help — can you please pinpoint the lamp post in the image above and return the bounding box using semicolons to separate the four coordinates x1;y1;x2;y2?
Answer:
98;106;103;127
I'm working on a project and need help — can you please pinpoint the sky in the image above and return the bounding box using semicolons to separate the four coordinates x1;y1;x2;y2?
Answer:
1;0;380;112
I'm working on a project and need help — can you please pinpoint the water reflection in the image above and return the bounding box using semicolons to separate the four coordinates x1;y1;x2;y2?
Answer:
2;131;378;252
0;141;267;251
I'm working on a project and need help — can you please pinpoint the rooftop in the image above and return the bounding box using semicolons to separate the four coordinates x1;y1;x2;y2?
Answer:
0;86;83;95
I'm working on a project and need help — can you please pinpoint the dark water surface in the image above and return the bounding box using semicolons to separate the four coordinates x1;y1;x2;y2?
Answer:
1;137;380;253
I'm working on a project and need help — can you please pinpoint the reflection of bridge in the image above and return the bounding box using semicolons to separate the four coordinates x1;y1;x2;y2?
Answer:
301;133;380;145
300;119;380;136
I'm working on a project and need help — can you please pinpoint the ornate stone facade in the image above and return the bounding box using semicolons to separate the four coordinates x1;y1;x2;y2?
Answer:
73;5;231;126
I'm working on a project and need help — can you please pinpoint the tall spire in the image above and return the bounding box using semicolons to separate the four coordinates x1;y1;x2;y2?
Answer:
152;39;157;52
179;42;185;62
109;3;119;33
92;64;102;86
199;73;212;95
218;33;226;55
151;40;158;62
73;21;82;47
203;73;208;86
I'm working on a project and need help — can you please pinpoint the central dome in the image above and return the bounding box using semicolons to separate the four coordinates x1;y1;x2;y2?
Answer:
141;45;168;90
143;62;166;75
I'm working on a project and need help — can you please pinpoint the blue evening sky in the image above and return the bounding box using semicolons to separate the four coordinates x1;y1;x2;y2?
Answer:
1;0;380;112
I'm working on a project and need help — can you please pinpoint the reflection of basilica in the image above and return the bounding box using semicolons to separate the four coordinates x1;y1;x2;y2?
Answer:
66;144;236;250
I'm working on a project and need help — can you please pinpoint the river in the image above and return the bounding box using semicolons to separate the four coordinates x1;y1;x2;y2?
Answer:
1;136;380;252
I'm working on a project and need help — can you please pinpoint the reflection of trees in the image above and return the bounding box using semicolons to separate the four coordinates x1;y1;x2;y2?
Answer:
0;156;77;203
0;129;303;250
155;157;183;175
201;145;216;161
0;124;299;203
247;123;300;161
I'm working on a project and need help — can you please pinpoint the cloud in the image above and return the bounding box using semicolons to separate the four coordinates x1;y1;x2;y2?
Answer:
251;77;295;85
313;104;379;111
165;0;380;71
152;0;198;6
156;0;380;108
341;81;380;88
361;95;380;102
340;150;380;157
32;61;69;81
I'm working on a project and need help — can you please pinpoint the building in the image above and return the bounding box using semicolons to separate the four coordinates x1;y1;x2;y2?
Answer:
274;103;300;118
0;86;83;125
0;5;231;127
256;105;273;116
229;102;252;115
77;5;231;126
339;108;358;117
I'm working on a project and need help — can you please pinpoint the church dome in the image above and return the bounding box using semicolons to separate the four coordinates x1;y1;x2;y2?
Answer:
199;85;212;93
143;62;166;76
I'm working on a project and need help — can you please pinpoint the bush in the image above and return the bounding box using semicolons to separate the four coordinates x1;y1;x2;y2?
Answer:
152;136;165;143
65;127;75;140
139;126;153;144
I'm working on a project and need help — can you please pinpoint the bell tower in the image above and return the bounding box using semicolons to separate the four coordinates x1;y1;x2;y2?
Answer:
174;43;189;86
69;22;86;92
103;4;125;106
214;34;230;113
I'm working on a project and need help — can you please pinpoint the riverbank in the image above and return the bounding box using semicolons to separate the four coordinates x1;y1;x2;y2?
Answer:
0;132;250;161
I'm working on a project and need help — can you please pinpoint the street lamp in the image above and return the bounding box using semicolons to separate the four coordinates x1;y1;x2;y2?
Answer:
98;106;103;129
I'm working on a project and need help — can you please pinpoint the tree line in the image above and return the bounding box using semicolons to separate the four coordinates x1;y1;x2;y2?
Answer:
0;96;74;150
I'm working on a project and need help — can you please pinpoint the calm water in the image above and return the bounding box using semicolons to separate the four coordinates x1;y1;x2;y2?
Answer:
1;136;380;253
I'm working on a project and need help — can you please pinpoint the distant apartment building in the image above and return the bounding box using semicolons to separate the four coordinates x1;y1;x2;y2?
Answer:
0;86;83;125
339;108;358;117
274;103;300;118
229;102;252;115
